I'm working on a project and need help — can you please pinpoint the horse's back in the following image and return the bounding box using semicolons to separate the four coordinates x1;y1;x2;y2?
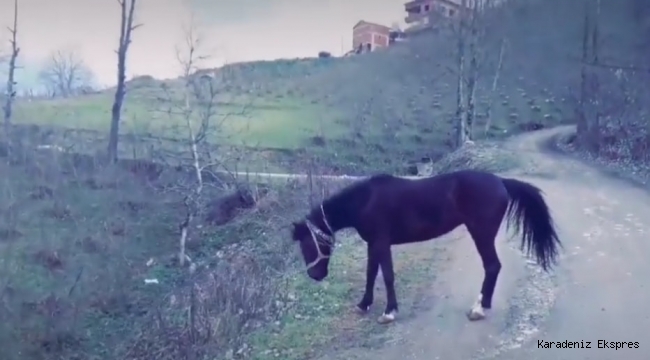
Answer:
451;170;508;195
435;169;502;183
443;170;510;220
366;170;508;206
367;173;398;184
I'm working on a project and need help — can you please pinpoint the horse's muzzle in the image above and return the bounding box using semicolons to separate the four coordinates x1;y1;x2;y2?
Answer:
307;268;327;282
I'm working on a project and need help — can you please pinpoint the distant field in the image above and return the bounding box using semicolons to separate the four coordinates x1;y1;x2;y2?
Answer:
13;92;348;149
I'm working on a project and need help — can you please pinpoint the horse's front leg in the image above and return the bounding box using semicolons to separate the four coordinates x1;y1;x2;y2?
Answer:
377;246;398;324
356;244;379;313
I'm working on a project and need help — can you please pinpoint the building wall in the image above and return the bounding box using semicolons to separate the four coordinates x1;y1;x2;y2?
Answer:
405;0;463;24
373;33;389;47
436;1;461;17
352;22;391;51
352;32;373;50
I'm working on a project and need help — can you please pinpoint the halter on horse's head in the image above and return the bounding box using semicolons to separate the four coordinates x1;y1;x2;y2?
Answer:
291;204;335;281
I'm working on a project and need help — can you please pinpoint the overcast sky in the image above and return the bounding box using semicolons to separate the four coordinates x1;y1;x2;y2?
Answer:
0;0;406;86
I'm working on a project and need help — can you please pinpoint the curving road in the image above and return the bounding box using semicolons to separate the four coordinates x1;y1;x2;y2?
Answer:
314;126;650;360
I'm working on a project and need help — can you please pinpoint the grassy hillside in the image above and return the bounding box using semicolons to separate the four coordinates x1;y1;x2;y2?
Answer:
12;9;573;175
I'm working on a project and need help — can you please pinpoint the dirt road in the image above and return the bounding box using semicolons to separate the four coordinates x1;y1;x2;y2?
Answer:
315;126;650;360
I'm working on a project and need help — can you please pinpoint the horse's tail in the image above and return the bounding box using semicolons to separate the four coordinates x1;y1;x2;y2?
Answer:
502;178;562;271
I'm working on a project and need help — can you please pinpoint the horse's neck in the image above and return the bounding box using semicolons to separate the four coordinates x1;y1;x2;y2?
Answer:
321;199;352;233
322;180;371;232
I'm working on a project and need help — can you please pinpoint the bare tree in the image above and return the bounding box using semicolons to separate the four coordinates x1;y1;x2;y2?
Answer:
3;0;19;134
567;0;650;164
451;0;503;145
37;50;94;98
107;0;140;163
175;21;210;267
153;18;249;267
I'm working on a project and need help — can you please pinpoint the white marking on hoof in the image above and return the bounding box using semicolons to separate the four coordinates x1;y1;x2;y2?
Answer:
467;293;486;321
377;311;397;324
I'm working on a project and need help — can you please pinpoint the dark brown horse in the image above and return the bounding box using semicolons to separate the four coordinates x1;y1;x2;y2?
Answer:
291;170;561;324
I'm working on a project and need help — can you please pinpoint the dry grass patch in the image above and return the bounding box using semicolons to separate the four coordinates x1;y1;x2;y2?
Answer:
429;141;521;175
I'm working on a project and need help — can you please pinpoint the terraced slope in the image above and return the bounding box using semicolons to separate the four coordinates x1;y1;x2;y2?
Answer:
13;3;576;174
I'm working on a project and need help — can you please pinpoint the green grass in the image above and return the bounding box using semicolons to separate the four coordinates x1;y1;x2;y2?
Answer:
247;237;367;359
0;157;178;359
246;235;450;360
15;83;568;173
14;91;346;150
0;143;301;359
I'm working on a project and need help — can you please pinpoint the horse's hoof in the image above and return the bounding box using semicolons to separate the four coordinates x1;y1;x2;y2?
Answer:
377;311;396;324
355;304;369;314
467;293;486;321
466;308;486;321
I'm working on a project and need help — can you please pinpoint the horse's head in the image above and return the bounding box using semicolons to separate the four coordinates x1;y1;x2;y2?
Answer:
291;213;335;281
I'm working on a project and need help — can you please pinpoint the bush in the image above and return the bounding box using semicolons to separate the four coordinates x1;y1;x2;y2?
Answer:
125;182;308;359
429;141;521;175
0;132;310;360
128;246;292;359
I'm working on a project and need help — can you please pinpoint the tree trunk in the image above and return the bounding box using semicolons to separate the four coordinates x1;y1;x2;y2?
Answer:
589;0;602;153
454;0;468;147
108;72;125;162
3;50;18;134
577;0;602;153
3;0;19;136
576;0;591;145
484;39;506;135
107;0;138;163
465;0;479;141
591;0;600;65
179;81;204;268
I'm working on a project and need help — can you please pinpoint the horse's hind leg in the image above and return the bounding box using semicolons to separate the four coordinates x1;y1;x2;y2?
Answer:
466;220;502;321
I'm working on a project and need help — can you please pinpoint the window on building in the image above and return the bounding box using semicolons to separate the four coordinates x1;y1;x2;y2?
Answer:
449;8;456;17
407;6;421;14
424;4;430;12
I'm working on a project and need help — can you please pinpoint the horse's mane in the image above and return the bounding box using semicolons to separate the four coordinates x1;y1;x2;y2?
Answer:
310;174;394;229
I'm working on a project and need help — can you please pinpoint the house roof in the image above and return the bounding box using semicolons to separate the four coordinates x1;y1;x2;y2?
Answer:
405;0;463;9
404;0;431;8
437;0;463;8
353;20;391;30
